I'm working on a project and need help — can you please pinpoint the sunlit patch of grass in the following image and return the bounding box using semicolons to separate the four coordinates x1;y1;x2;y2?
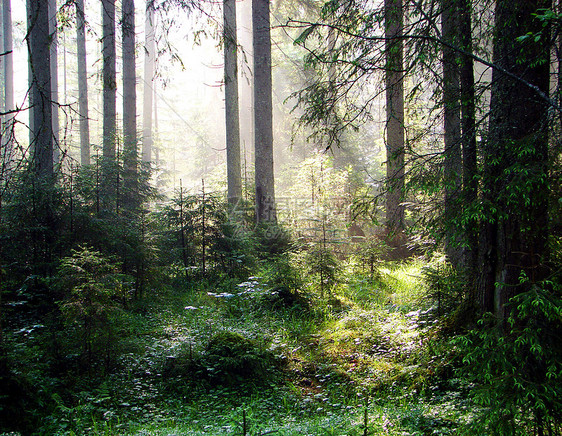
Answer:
378;260;428;310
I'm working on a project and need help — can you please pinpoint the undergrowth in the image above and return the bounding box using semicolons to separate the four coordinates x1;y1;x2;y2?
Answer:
5;253;555;435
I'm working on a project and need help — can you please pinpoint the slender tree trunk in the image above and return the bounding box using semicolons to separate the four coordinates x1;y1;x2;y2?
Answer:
76;0;90;165
48;0;59;165
101;0;116;205
2;0;13;167
442;0;462;267
238;0;254;179
384;0;405;233
142;0;155;164
224;0;242;209
478;0;551;319
153;81;159;165
252;0;276;224
102;0;116;162
27;0;53;180
459;0;478;290
122;0;137;209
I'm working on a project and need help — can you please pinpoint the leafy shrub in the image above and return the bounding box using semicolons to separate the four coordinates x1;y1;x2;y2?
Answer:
422;259;469;327
259;254;303;291
456;281;562;435
201;332;277;385
254;222;293;257
166;332;279;387
302;245;341;296
57;247;130;373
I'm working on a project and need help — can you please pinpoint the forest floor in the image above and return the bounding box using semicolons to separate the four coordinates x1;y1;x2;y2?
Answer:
18;258;477;435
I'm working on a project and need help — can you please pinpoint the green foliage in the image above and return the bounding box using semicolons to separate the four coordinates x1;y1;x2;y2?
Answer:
355;236;387;280
302;244;341;295
166;331;279;388
259;254;303;292
201;331;278;385
253;222;293;258
456;281;562;435
57;247;130;373
422;258;465;317
157;188;257;283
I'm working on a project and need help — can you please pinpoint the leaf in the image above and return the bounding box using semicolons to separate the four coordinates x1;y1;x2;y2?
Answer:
294;25;317;46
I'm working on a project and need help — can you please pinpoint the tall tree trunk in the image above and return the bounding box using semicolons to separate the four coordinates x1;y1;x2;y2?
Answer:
102;0;116;163
101;0;116;203
142;0;155;164
2;0;13;167
384;0;405;233
76;0;90;165
153;80;159;165
224;0;242;209
252;0;276;224
442;0;462;267
27;0;53;180
48;0;59;165
122;0;137;209
459;0;478;290
238;0;254;185
478;0;551;319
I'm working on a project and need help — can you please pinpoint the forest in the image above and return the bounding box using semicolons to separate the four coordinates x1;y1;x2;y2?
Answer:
1;0;561;434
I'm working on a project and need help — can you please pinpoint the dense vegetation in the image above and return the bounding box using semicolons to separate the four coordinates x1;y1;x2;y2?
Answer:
1;0;562;435
1;164;560;435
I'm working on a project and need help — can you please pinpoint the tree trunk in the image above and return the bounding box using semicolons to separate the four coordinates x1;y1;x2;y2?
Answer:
122;0;137;209
142;0;155;164
76;0;90;166
48;0;59;165
384;0;405;233
102;0;116;162
101;0;116;204
459;0;478;289
27;0;53;180
478;0;551;319
2;0;13;166
224;0;242;209
252;0;276;223
442;0;462;267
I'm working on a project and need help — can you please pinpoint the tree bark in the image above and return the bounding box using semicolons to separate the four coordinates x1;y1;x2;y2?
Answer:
142;0;155;164
27;0;53;180
442;0;462;267
224;0;242;209
76;0;90;166
102;0;116;162
101;0;116;205
2;0;13;166
459;0;478;288
122;0;137;208
252;0;276;223
48;0;59;165
478;0;551;319
384;0;405;233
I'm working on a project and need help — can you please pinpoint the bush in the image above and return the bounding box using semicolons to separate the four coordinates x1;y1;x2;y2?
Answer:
56;247;131;373
302;245;341;296
456;281;562;435
166;332;279;387
201;332;277;385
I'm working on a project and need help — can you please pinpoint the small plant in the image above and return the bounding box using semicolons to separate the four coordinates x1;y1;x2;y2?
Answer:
422;258;465;317
57;246;130;373
302;245;341;296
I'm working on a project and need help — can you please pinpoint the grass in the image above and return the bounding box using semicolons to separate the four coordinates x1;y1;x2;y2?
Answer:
20;257;476;435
